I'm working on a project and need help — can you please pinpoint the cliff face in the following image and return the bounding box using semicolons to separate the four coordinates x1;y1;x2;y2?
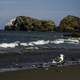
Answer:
59;15;80;32
5;16;56;31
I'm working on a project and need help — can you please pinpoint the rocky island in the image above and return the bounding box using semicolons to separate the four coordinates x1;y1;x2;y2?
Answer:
59;15;80;36
4;15;80;36
5;16;56;31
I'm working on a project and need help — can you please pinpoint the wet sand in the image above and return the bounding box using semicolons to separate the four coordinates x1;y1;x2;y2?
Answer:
0;65;80;80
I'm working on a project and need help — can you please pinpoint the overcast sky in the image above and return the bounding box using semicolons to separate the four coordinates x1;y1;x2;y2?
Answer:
0;0;80;29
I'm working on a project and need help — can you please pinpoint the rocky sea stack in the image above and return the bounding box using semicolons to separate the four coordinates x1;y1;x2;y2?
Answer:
5;16;56;31
60;15;80;32
4;15;80;36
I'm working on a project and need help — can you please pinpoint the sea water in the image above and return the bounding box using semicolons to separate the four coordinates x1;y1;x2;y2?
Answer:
0;31;80;72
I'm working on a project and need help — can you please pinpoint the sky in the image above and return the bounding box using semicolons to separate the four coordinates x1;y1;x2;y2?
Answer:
0;0;80;29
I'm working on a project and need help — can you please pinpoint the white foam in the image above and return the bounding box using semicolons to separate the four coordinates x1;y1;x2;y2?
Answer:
31;40;50;45
28;42;34;46
0;43;18;48
66;38;79;44
51;38;80;44
0;40;50;48
5;18;16;26
20;43;28;46
0;38;80;48
51;39;64;44
22;40;50;46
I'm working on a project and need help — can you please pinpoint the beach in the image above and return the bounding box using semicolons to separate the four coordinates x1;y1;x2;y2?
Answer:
0;0;80;80
0;65;80;80
0;32;80;80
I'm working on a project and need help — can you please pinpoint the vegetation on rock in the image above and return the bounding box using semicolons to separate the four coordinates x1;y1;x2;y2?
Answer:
5;16;56;31
4;15;80;37
59;15;80;32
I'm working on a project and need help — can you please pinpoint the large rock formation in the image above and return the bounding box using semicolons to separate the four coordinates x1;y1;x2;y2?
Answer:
5;16;56;31
59;15;80;32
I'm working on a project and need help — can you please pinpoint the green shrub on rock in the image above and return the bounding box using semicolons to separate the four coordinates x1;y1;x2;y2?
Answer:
59;15;80;32
5;16;56;32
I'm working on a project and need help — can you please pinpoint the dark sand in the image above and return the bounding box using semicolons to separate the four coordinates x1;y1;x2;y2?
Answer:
0;65;80;80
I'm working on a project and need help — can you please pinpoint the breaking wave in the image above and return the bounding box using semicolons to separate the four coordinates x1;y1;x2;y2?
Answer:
51;38;80;44
0;38;80;48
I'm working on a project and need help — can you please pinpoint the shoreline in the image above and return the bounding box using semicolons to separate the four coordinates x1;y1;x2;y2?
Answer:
0;64;80;80
0;60;80;73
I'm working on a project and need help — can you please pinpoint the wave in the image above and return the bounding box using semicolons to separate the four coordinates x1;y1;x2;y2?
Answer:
0;43;18;48
51;38;80;44
21;40;50;46
0;38;80;48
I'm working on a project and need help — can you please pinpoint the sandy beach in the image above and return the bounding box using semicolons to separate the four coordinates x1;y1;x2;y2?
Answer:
0;65;80;80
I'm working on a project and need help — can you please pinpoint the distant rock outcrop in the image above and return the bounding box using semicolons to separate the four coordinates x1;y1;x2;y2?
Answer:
5;16;56;31
59;15;80;32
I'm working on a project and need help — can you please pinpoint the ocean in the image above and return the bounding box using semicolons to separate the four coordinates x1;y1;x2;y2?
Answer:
0;31;80;72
